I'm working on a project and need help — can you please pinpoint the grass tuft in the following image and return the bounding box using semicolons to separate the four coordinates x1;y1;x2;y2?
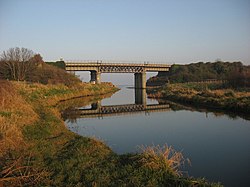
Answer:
138;144;190;177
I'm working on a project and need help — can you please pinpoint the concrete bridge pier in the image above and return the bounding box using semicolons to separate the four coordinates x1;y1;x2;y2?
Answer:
91;101;101;110
134;72;146;89
90;71;101;84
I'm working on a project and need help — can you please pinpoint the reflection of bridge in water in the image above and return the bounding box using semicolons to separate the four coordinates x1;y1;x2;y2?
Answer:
63;89;170;119
77;103;170;118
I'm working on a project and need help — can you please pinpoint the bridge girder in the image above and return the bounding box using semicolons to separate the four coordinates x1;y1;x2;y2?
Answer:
65;62;170;73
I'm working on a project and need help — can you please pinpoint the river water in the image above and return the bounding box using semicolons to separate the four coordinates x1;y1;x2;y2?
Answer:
64;85;250;187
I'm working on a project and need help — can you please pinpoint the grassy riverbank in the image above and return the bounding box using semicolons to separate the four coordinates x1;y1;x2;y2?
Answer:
1;80;222;186
147;82;250;115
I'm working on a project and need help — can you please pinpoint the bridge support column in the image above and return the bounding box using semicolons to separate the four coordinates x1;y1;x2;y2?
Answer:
91;101;101;110
134;72;146;89
90;71;101;84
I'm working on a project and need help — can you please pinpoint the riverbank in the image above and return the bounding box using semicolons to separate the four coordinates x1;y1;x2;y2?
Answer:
147;82;250;115
0;81;119;186
0;81;222;186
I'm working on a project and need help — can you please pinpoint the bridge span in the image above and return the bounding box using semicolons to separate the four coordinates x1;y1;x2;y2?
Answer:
65;61;171;88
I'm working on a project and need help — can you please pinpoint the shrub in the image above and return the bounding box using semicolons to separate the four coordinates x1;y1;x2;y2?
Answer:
27;63;81;86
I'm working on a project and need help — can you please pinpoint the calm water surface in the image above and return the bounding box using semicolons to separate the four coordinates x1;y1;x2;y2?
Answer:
65;86;250;187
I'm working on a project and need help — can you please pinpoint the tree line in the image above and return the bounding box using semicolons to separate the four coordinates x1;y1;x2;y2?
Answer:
147;61;250;88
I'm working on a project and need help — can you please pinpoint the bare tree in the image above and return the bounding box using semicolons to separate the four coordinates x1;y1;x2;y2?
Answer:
0;47;37;81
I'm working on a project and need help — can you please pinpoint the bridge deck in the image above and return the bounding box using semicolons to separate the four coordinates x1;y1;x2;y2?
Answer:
65;62;171;72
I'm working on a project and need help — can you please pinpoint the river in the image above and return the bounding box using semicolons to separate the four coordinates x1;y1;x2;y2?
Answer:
64;85;250;187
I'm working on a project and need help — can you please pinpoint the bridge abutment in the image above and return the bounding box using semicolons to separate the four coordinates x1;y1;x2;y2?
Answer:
134;72;146;89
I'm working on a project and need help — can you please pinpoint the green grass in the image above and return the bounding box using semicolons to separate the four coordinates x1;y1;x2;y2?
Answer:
0;111;12;117
44;88;72;97
27;87;72;101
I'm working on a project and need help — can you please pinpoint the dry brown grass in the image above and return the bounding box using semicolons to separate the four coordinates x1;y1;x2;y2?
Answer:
0;80;38;155
0;80;47;186
148;82;250;115
0;80;117;154
0;80;118;186
0;80;37;122
11;81;118;108
155;83;250;100
138;144;190;177
0;153;49;187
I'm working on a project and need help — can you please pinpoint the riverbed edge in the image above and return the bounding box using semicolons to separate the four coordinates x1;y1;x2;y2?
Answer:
147;83;250;116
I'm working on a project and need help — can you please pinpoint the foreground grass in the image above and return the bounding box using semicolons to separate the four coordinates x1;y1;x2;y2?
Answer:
0;80;222;186
147;82;250;115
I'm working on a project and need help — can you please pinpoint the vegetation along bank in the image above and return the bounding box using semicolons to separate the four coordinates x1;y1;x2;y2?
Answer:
0;81;223;186
147;61;250;115
0;47;222;186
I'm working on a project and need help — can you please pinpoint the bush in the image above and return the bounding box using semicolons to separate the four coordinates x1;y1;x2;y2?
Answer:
228;68;250;88
27;63;81;86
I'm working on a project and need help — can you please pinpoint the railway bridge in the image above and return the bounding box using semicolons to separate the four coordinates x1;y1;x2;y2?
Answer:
65;61;171;88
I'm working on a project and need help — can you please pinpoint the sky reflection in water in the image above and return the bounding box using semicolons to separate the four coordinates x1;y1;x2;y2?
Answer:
65;86;250;187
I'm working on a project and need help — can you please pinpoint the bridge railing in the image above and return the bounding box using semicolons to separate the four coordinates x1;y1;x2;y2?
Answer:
65;60;171;67
64;60;173;65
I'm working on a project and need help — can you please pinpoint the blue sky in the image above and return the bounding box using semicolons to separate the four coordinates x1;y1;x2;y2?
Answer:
0;0;250;84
